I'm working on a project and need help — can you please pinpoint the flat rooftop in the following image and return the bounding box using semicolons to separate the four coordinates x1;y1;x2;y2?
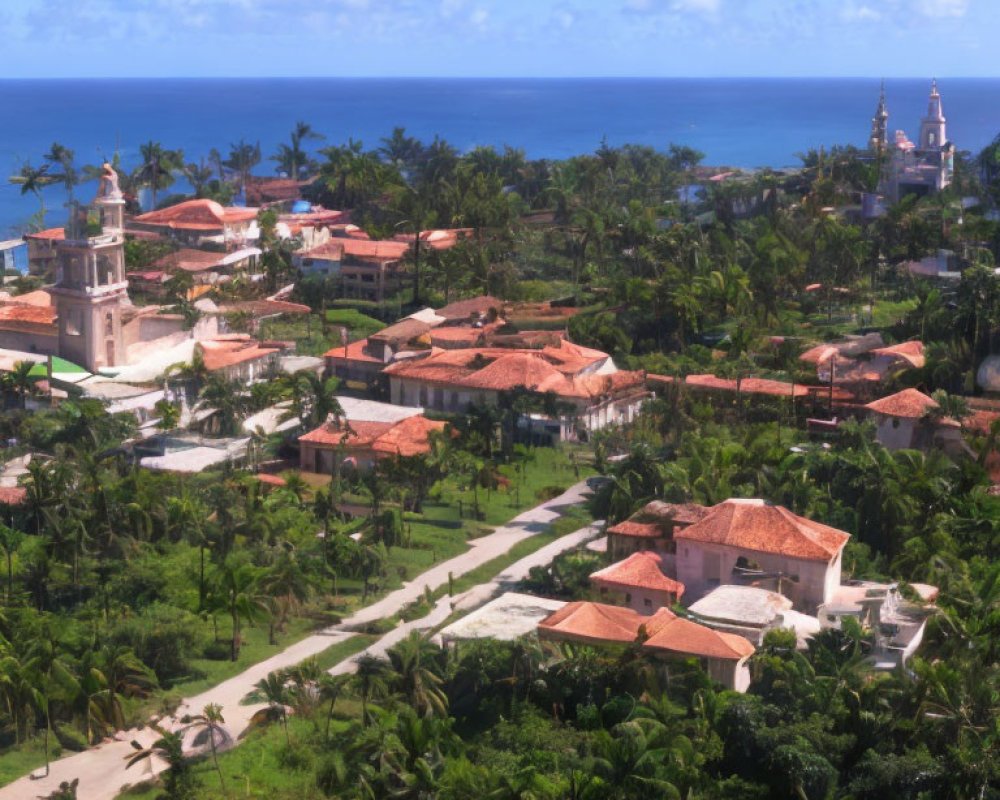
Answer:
439;592;566;643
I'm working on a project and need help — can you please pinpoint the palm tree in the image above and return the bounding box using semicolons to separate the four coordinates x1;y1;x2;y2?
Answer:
317;673;350;741
8;161;55;226
125;724;197;800
166;492;210;610
259;546;316;644
183;158;215;198
185;703;229;792
352;653;391;728
212;560;268;661
279;369;343;430
135;141;182;211
224;139;262;196
26;635;80;777
387;632;449;718
0;522;23;604
270;120;324;179
2;361;39;409
42;142;78;205
251;671;290;744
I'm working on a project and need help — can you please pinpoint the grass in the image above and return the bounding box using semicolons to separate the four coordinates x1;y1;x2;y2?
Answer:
312;633;377;671
324;308;385;338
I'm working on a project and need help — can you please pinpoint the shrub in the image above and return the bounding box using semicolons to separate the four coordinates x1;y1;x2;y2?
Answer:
201;641;231;661
535;485;565;502
106;604;208;684
54;722;87;752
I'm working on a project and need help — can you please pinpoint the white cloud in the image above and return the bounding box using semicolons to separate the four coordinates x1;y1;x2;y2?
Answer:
841;3;881;22
672;0;720;11
917;0;968;17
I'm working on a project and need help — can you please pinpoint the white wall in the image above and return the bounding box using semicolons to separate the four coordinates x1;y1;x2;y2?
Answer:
875;416;916;451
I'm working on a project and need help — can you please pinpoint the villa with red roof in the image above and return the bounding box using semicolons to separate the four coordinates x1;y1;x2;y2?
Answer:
537;602;755;691
674;499;850;612
590;551;685;612
128;199;259;247
381;340;648;440
196;335;285;382
865;387;965;454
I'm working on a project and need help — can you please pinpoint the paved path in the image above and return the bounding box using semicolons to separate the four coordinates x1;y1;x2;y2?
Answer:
2;482;591;800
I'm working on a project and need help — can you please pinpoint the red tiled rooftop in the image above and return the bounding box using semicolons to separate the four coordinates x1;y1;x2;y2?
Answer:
134;199;258;230
0;303;57;332
865;388;939;419
538;602;754;661
674;498;850;562
642;501;711;526
256;474;287;487
643;615;755;660
870;340;926;368
151;248;228;273
0;487;27;506
0;289;52;307
341;239;411;261
607;521;664;539
324;338;382;363
24;228;65;241
197;336;282;371
299;419;394;447
436;295;504;321
685;374;808;398
590;551;685;597
369;415;448;457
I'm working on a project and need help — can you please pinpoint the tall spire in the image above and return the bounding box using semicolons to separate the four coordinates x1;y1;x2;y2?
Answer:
920;78;946;149
869;79;889;151
926;78;944;120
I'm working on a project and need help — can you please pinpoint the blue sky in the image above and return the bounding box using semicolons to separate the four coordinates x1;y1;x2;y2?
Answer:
2;0;994;78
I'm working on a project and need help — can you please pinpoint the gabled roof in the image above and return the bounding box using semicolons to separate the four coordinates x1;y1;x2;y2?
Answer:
23;228;66;241
643;615;755;660
0;303;57;333
674;498;850;562
590;551;685;597
870;340;925;368
436;295;504;321
538;601;661;645
134;199;258;230
299;414;446;458
197;336;282;371
642;501;710;526
865;388;939;419
538;602;754;660
685;374;809;398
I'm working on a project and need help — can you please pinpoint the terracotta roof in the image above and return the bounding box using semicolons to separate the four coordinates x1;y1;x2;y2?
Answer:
382;343;641;400
300;414;445;458
340;239;411;261
590;551;685;597
0;290;52;307
197;336;282;371
538;601;659;645
392;228;472;250
300;240;345;260
256;473;287;487
0;487;27;506
436;295;504;321
642;501;710;526
685;374;808;398
370;318;434;345
428;326;492;347
538;602;754;660
133;199;257;230
369;415;448;457
870;340;926;368
245;177;307;204
643;614;755;660
607;521;664;539
674;498;850;562
24;228;65;241
0;303;57;332
324;338;382;364
865;388;939;419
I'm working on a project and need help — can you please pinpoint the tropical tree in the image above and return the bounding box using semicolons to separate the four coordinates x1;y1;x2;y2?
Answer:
211;560;269;661
125;724;197;800
134;141;182;211
185;703;229;791
270;120;324;179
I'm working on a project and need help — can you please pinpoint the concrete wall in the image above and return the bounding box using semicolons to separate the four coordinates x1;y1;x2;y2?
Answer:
874;416;916;451
593;584;675;614
676;540;837;613
0;330;57;356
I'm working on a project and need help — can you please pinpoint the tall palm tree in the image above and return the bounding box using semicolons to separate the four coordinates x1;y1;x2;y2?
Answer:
8;161;55;226
212;560;268;661
387;632;449;718
42;142;78;206
251;671;290;744
352;653;391;728
224;139;262;197
317;672;350;742
185;703;230;791
135;141;182;211
270;120;324;179
125;724;196;800
183;158;215;198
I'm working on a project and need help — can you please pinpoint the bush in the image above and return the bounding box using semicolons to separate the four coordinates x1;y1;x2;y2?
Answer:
535;485;565;502
201;641;231;661
106;604;208;684
54;722;87;752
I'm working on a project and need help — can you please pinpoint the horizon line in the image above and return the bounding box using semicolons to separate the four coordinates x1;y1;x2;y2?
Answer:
0;74;994;81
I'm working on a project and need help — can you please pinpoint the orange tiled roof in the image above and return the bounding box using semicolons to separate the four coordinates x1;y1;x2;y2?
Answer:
870;340;925;368
24;228;65;241
323;338;382;364
341;239;411;261
642;501;710;525
369;415;448;457
0;487;27;506
685;374;809;398
0;290;52;307
590;551;685;597
382;343;642;400
0;303;57;332
538;602;754;660
256;474;287;487
865;388;939;419
134;199;258;230
300;414;445;458
607;521;664;539
538;601;661;644
197;336;281;371
674;498;850;562
436;295;504;321
643;614;755;660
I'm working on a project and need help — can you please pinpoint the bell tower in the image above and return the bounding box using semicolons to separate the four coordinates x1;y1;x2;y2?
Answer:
919;79;947;150
51;163;129;373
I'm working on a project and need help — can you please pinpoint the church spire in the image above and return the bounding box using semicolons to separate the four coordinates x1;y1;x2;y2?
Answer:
869;79;889;151
926;78;944;120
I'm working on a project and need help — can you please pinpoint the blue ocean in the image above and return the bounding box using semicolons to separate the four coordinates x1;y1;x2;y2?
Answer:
3;77;1000;235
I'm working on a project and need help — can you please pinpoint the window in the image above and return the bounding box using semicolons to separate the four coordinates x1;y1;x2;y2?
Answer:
929;133;936;145
65;308;83;336
105;311;114;337
625;593;632;603
644;598;652;608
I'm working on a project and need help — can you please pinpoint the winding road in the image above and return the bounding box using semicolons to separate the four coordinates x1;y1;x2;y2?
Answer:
3;481;594;800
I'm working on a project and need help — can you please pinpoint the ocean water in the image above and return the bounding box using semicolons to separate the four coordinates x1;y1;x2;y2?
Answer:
2;77;1000;235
